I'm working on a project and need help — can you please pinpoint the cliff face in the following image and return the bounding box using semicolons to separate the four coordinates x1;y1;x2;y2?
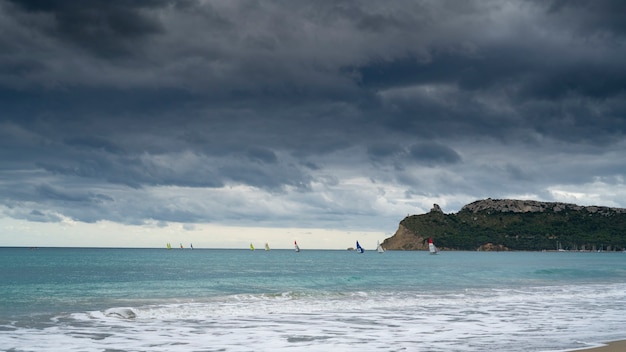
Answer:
381;203;447;251
383;199;626;251
381;224;429;250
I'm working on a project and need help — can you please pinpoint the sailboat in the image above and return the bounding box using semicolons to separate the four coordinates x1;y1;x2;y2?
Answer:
294;240;300;252
250;243;255;251
265;242;270;251
428;238;439;255
377;240;385;253
356;241;364;253
166;243;172;250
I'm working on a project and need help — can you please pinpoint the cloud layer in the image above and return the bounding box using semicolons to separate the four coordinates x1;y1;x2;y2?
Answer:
1;0;625;238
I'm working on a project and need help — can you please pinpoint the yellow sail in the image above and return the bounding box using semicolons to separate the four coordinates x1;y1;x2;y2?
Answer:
250;243;255;251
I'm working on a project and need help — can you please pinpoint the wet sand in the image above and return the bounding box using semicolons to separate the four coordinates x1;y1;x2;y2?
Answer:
573;340;626;352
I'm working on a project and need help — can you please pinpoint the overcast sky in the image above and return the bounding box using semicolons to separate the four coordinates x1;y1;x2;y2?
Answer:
1;0;625;248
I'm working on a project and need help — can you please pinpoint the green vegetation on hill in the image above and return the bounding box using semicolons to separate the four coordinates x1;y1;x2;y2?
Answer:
395;200;626;251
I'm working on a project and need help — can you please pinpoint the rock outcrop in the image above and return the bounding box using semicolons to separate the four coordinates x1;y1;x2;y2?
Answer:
430;203;444;213
461;198;626;215
476;243;510;251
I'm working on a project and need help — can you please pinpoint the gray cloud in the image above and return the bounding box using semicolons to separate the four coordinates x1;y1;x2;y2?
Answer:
246;147;278;164
1;0;625;233
5;0;164;57
408;143;462;166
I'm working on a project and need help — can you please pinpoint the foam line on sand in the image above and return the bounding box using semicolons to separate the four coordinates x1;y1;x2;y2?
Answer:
572;340;626;352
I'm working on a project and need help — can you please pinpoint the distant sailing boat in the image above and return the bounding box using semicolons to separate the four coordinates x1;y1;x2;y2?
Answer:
356;241;364;253
428;238;439;255
179;243;183;249
166;243;172;250
250;243;255;251
294;240;300;252
265;242;270;251
377;240;385;253
190;243;193;250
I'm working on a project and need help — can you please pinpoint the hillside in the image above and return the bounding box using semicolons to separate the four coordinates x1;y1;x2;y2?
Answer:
381;199;626;251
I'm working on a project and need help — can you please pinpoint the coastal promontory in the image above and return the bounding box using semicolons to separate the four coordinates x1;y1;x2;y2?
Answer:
382;199;626;251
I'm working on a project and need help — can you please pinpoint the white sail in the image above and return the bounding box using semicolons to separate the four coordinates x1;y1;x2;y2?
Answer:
428;238;439;254
294;241;300;252
377;241;385;253
265;243;270;251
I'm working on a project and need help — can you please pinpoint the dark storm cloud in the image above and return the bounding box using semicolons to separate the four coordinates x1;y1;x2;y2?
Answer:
246;147;278;164
547;0;626;35
367;143;404;161
1;0;625;229
5;0;165;57
37;152;225;190
408;143;462;166
25;209;62;223
36;183;94;203
65;136;124;155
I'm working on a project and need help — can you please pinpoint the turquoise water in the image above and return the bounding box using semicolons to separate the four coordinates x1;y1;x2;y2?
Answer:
1;248;626;351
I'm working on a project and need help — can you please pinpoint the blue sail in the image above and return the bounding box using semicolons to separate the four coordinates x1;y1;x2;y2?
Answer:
356;241;364;253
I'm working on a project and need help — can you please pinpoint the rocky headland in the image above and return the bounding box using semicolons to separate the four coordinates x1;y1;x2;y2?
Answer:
382;199;626;251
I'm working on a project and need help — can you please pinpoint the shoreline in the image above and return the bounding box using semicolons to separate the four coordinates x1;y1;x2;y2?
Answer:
570;340;626;352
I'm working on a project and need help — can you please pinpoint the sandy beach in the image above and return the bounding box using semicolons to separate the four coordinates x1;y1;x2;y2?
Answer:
574;340;626;352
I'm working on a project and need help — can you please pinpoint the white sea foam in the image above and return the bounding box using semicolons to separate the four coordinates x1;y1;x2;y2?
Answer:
2;283;626;351
103;307;137;319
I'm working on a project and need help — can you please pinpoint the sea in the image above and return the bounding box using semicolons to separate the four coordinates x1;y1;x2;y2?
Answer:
1;248;626;352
